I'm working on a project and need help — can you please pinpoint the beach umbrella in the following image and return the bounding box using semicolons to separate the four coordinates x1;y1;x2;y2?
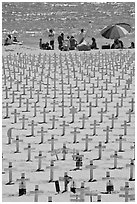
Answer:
101;23;131;39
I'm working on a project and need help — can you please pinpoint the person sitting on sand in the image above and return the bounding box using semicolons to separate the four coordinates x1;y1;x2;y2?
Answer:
47;29;55;50
128;42;135;49
77;39;91;51
90;37;98;49
4;34;12;46
39;38;51;50
111;39;123;49
69;36;77;50
58;33;64;51
77;29;85;45
63;36;70;51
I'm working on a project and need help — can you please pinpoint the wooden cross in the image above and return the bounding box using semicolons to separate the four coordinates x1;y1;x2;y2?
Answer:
27;120;37;137
28;86;34;99
17;94;24;108
11;109;20;124
19;115;28;130
59;100;67;118
104;78;109;91
46;160;57;182
16;173;30;196
51;149;60;161
60;121;69;136
90;120;100;136
7;127;14;144
108;90;114;102
76;182;90;202
35;90;40;103
85;160;97;182
70;106;77;123
93;94;99;107
126;78;132;90
48;196;52;202
72;151;84;170
49;115;58;130
76;98;84;112
130;142;135;160
31;102;40;117
85;190;98;202
69;93;74;107
102;171;114;181
37;127;47;144
4;162;15;185
24;143;35;162
48;135;58;152
70;193;83;202
86;101;93;117
30;185;44;202
119;93;124;107
121;120;130;136
113;83;118;94
109;114;117;129
119;182;135;202
23;98;31;112
103;126;112;144
76;87;80;98
109;151;122;169
114;102;120;118
91;83;95;94
95;76;99;88
21;84;26;95
51;99;59;112
99;86;104;98
116;135;126;152
59;171;72;192
98;108;105;123
82;134;92;151
71;127;80;143
35;151;46;172
122;85;127;98
13;136;23;153
3;102;12;119
79;113;88;129
95;142;106;160
10;90;17;104
39;107;48;124
4;86;9;99
116;75;121;86
126;109;133;123
126;159;135;181
129;98;134;112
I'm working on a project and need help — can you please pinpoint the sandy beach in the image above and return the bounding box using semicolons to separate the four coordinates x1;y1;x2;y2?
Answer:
2;45;135;202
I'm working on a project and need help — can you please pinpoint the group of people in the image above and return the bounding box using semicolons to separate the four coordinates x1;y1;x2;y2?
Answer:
39;28;98;51
4;34;22;46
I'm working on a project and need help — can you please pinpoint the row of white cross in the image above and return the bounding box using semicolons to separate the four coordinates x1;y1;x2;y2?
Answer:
2;50;135;202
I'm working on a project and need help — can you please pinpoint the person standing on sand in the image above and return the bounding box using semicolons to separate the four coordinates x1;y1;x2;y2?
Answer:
47;29;55;50
77;29;85;45
85;21;92;45
58;33;64;51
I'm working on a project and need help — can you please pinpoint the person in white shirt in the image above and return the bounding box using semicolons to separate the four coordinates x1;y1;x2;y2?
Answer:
77;29;85;45
47;29;55;50
85;21;92;45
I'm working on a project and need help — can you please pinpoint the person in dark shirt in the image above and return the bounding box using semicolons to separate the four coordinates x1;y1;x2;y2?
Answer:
58;33;64;51
69;36;77;50
111;38;124;49
90;37;98;49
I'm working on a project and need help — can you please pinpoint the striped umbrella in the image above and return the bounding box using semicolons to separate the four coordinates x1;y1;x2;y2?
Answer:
101;23;131;39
